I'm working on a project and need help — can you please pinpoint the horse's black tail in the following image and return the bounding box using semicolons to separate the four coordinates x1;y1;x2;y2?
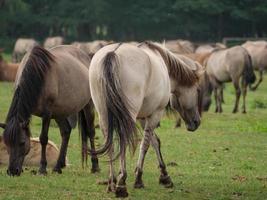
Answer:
243;50;256;85
78;102;96;167
92;50;138;157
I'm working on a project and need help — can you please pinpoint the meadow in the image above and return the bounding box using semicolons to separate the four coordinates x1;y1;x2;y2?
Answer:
0;55;266;199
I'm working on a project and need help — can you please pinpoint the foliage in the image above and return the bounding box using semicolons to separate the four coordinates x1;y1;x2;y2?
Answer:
1;1;267;48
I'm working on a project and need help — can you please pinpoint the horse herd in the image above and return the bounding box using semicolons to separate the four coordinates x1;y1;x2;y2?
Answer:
0;37;266;198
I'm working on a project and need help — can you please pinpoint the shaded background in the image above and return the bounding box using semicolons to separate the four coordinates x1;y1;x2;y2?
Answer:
1;0;267;50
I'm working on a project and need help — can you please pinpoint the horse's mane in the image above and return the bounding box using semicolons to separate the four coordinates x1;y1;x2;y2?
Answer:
141;41;200;87
4;46;54;144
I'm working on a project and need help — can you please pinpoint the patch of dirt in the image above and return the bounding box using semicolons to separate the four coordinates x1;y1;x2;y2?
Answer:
232;175;247;182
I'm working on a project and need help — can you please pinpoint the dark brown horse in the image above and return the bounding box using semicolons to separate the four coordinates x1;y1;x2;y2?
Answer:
0;45;99;176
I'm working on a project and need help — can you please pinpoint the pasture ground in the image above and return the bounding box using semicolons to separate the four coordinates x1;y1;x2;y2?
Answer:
0;55;266;199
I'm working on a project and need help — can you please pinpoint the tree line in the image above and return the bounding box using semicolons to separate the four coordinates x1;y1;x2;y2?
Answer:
1;0;267;50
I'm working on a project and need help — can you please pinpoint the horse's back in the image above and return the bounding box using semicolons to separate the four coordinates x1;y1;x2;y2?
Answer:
41;45;91;117
90;43;170;118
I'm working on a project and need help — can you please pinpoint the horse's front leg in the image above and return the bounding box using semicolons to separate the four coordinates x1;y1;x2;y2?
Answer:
150;131;173;188
53;118;71;174
39;114;51;175
115;147;128;198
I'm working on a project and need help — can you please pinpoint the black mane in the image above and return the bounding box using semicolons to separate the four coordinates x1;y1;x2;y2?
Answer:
4;46;55;144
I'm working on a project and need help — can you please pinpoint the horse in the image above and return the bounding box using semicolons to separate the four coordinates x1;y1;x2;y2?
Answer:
0;45;99;176
183;52;214;110
242;41;267;90
0;135;65;167
72;40;113;58
195;43;226;54
0;50;19;82
206;46;256;113
164;39;194;54
89;41;203;197
12;38;39;63
43;36;64;49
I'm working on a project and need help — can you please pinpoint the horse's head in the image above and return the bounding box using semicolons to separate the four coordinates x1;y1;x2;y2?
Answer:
141;41;203;131
170;84;201;131
1;119;31;176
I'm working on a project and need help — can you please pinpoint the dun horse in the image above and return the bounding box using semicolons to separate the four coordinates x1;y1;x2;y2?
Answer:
0;45;99;176
242;41;267;90
0;50;19;82
206;46;256;113
89;42;203;197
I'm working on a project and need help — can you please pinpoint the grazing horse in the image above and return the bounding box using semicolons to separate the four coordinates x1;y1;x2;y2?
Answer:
206;46;256;113
89;42;203;197
0;50;19;82
0;45;99;176
242;41;267;90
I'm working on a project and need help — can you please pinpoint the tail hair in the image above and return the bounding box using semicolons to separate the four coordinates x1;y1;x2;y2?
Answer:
243;50;256;85
92;50;138;158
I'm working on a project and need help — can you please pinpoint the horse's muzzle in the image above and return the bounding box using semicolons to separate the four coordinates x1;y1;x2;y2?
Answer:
7;167;23;176
186;119;200;132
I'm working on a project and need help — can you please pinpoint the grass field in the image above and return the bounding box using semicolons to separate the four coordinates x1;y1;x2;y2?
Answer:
0;69;266;199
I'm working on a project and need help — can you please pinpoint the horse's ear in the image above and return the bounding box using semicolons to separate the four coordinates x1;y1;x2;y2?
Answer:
0;123;6;129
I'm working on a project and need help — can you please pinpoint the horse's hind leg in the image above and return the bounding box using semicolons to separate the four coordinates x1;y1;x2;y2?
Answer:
214;87;220;113
83;102;100;173
251;70;263;91
115;147;128;198
134;119;150;189
241;79;247;113
135;111;173;189
39;114;51;175
53;118;71;174
232;79;241;113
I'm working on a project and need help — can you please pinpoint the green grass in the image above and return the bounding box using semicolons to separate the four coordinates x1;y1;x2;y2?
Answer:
0;73;266;200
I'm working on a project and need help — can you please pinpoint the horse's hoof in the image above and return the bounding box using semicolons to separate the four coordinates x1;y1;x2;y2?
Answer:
159;175;174;188
115;186;128;198
106;184;116;193
38;168;47;175
250;87;256;91
91;167;100;173
53;167;62;174
134;179;144;189
232;109;238;113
